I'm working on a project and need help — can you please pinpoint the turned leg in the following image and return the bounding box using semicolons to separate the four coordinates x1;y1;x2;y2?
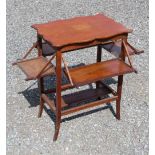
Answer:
53;51;62;141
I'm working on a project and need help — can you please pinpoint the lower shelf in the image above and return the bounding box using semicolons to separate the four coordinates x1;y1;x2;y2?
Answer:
41;83;118;116
68;59;134;86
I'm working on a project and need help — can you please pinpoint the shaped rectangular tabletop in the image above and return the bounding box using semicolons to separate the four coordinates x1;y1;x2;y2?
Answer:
32;14;131;48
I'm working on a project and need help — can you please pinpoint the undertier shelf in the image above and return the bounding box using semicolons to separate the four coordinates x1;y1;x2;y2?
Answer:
41;83;118;116
68;59;135;87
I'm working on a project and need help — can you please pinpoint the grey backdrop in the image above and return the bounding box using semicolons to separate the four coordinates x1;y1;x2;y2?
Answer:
7;0;148;154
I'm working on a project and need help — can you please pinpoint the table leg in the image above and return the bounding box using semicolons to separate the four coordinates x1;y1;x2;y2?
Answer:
53;50;62;141
37;34;45;118
38;78;44;117
116;38;126;120
96;45;102;88
116;75;123;120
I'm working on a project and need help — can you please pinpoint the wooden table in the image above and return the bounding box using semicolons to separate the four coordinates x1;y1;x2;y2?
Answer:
23;14;138;141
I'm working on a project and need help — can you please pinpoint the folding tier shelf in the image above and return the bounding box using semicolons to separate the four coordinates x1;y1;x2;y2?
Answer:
102;40;144;57
14;14;143;141
14;56;55;80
